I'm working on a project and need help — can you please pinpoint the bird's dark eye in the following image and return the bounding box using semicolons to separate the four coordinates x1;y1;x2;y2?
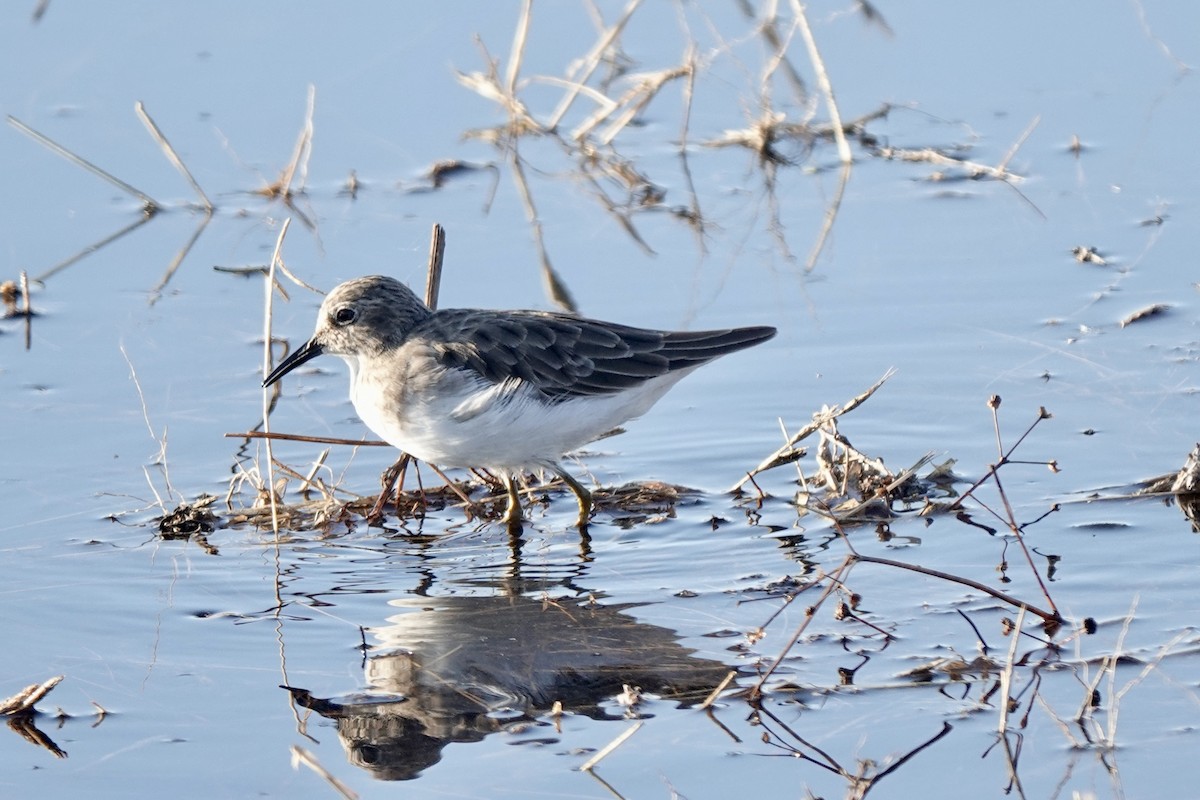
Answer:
333;307;357;326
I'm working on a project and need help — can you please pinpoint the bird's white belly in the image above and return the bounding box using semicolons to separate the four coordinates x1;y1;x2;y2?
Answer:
347;353;690;470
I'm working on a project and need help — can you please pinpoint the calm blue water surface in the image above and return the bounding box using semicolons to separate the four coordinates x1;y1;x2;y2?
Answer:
2;2;1199;798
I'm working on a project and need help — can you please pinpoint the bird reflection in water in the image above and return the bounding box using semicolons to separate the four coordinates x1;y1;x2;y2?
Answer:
283;592;730;781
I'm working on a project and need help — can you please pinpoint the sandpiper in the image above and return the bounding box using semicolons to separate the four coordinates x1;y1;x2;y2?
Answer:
263;275;775;529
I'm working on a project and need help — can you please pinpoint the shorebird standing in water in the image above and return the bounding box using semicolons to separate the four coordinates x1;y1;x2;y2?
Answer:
264;275;776;530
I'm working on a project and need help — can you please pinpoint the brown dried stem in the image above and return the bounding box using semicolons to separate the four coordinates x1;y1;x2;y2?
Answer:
226;431;388;447
850;553;1060;628
946;403;1053;513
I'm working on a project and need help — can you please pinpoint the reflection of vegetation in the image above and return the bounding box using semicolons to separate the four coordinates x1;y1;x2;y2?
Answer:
7;111;209;302
6;3;1038;315
5;86;315;306
454;1;1033;281
736;395;1066;696
753;705;953;800
708;390;1197;799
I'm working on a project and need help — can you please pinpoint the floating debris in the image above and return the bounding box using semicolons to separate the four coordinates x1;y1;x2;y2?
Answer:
1119;303;1170;328
0;675;64;716
157;498;217;538
1071;245;1106;265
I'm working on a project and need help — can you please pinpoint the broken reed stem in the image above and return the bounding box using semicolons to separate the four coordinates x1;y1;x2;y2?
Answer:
135;101;213;210
997;604;1027;734
263;218;293;538
7;115;161;212
546;0;644;131
504;0;532;99
267;458;347;502
424;223;446;310
578;721;643;772
875;144;1027;183
363;222;453;523
277;84;316;196
270;253;323;297
19;271;31;315
699;670;737;710
996;114;1040;175
790;0;852;165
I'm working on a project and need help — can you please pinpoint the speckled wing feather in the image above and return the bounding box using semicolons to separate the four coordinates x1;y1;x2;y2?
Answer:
424;309;776;399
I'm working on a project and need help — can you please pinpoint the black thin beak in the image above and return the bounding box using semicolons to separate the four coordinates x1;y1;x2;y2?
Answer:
263;337;324;388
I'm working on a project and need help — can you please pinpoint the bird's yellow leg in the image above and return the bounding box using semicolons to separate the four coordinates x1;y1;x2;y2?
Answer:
550;465;592;530
502;473;524;531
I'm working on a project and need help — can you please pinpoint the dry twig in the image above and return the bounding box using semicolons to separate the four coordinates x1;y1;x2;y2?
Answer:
0;676;64;715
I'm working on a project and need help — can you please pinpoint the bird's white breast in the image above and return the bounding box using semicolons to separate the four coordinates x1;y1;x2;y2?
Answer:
343;348;693;471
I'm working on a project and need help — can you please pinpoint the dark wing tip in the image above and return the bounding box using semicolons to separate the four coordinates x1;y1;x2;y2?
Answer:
660;325;776;359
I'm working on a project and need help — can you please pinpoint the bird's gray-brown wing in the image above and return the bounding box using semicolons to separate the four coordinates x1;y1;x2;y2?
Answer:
421;309;776;400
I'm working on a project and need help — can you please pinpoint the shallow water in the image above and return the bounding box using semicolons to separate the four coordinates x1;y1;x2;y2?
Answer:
3;3;1200;798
